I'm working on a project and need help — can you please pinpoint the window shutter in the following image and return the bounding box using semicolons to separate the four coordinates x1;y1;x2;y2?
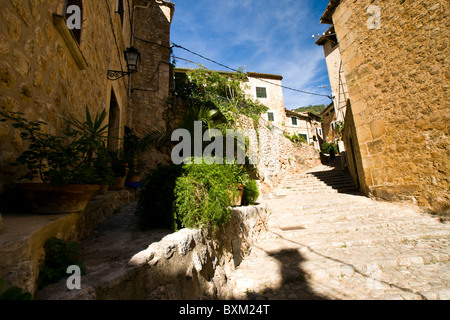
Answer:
256;87;267;98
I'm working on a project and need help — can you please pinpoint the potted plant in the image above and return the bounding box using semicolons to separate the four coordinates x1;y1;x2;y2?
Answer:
231;163;250;206
93;149;115;194
123;125;171;184
107;149;128;191
0;107;112;214
123;126;141;183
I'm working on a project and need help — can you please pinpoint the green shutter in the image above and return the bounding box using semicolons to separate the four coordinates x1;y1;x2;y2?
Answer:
256;87;267;98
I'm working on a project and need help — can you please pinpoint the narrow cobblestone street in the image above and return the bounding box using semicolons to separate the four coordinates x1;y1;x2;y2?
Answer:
227;162;450;300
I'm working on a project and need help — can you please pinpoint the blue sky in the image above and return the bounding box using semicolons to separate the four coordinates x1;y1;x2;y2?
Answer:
170;0;332;110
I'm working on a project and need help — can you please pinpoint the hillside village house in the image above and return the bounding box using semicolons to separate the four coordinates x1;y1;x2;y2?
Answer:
285;108;323;151
315;25;348;125
320;102;338;143
173;68;323;149
318;0;449;214
0;0;174;293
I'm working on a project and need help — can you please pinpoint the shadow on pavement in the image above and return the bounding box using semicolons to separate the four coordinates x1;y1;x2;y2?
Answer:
244;248;331;300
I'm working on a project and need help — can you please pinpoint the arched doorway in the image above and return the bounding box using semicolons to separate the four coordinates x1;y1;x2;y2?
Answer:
108;89;120;150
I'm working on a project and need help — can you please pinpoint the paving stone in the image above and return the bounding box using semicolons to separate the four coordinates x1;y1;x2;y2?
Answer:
225;164;450;300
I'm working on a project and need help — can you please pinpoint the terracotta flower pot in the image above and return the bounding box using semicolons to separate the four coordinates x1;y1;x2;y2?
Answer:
126;173;141;183
16;183;100;214
98;184;109;194
231;184;245;206
109;176;127;191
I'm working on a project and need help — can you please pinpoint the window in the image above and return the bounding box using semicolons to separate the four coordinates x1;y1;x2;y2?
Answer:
256;87;267;99
267;112;274;122
291;117;298;126
316;128;322;136
331;121;337;131
64;0;83;44
116;0;124;27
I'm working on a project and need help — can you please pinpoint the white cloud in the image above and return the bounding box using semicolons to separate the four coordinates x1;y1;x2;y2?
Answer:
171;0;332;107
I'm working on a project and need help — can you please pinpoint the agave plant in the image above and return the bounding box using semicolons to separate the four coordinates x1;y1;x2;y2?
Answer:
63;106;111;166
0;107;114;185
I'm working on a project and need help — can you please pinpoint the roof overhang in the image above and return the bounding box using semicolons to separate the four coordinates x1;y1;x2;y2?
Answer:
174;68;283;81
285;109;311;120
247;72;283;81
320;0;341;25
314;25;336;46
320;102;335;115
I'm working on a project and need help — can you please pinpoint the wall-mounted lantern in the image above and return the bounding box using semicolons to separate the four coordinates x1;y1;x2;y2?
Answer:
107;46;141;80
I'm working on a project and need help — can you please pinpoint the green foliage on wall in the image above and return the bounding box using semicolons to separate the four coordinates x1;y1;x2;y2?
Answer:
135;159;259;232
0;279;32;300
37;237;85;290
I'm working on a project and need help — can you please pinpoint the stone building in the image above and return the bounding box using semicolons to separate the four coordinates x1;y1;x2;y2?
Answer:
319;0;449;213
320;102;338;143
244;72;287;129
0;0;175;294
0;0;174;194
315;25;348;123
285;108;322;150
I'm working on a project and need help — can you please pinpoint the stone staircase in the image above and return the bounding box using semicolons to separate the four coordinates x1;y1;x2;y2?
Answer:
226;164;450;300
274;164;359;196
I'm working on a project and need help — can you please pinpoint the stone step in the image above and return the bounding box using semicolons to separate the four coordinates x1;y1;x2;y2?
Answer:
273;214;442;236
294;229;450;252
269;202;412;215
232;239;449;298
300;245;450;283
280;176;356;184
278;186;360;193
278;181;357;189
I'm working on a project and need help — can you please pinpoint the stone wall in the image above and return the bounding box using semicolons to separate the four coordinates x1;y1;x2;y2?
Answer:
244;75;287;128
238;115;321;194
330;0;449;213
35;204;269;300
0;190;132;295
0;0;132;193
321;103;337;143
129;0;174;171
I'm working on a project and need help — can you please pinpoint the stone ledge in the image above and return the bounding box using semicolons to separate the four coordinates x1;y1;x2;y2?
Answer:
34;204;269;300
0;190;132;295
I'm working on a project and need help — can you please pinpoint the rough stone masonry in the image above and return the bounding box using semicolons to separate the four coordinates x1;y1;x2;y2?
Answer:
324;0;449;214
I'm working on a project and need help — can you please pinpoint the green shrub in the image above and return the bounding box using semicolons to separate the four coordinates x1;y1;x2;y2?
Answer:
242;179;259;206
37;238;85;290
135;164;185;231
321;142;337;154
0;279;31;300
174;160;239;231
284;132;307;144
135;159;260;232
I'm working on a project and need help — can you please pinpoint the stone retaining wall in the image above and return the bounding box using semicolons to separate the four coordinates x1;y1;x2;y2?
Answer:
0;190;132;295
35;204;269;300
238;115;321;193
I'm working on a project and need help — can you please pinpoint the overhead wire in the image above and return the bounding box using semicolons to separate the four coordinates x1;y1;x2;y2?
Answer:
124;0;331;100
171;43;332;99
